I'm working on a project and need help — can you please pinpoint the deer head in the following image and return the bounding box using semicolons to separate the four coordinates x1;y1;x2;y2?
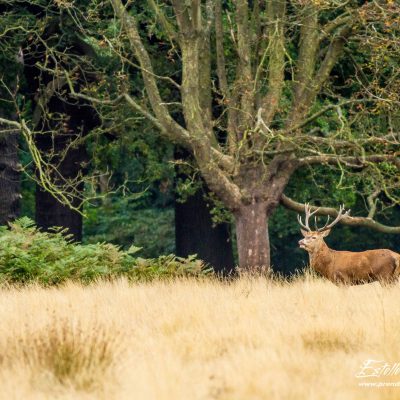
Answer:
298;204;350;252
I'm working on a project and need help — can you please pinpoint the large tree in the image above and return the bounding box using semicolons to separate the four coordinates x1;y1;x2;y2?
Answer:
104;0;400;271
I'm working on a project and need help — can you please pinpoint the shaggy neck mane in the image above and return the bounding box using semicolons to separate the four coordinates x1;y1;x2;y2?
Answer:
308;241;333;276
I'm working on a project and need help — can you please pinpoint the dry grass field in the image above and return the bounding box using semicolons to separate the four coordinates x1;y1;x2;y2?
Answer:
0;275;399;400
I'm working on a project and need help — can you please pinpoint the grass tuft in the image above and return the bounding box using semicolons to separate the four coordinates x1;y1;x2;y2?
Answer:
302;328;364;353
0;316;120;391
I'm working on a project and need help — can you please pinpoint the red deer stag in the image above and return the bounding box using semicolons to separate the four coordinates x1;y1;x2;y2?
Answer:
298;204;400;284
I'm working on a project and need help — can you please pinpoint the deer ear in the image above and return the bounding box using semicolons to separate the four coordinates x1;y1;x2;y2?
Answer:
321;229;331;237
300;229;308;237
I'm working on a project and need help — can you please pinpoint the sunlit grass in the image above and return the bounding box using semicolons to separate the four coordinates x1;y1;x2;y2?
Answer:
0;276;399;399
0;317;118;391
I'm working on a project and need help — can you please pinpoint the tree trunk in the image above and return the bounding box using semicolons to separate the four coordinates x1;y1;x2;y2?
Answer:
34;125;87;241
234;201;270;273
35;187;83;241
0;131;20;225
175;187;234;274
22;29;98;242
175;147;234;274
35;153;85;242
0;53;22;226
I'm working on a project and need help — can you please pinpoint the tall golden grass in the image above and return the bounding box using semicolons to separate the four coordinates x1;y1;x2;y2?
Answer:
0;275;399;399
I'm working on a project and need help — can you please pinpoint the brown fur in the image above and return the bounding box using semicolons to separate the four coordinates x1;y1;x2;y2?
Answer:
299;229;400;285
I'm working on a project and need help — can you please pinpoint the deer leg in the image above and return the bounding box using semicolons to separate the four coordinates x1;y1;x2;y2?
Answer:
394;257;400;277
378;274;399;287
377;277;396;287
332;271;348;286
378;257;400;286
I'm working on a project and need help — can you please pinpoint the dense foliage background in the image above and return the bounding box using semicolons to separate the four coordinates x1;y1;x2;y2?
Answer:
0;0;399;275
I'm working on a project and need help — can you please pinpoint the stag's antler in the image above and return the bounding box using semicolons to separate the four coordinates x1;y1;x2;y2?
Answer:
317;205;351;232
297;203;351;232
297;203;320;232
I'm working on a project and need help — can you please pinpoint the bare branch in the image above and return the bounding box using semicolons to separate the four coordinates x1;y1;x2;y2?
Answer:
210;147;235;174
191;0;201;31
367;189;380;219
235;0;253;128
102;36;181;89
287;20;353;130
287;99;370;132
32;74;68;128
281;194;400;234
298;153;400;168
0;117;21;130
197;2;213;126
313;24;353;93
196;155;242;210
147;0;178;42
215;0;229;98
260;0;286;126
319;13;351;40
170;0;191;34
110;0;188;142
294;132;399;149
0;117;87;216
287;5;319;128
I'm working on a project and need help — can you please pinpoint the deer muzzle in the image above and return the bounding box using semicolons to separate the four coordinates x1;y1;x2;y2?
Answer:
298;239;306;249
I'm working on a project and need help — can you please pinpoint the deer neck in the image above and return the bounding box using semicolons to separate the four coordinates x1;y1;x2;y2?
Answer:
308;241;332;276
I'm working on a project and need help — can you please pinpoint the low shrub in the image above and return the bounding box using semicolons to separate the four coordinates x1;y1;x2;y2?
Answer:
0;218;212;285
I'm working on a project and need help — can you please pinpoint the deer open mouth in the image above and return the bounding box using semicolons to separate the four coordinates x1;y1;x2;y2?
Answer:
298;240;306;249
